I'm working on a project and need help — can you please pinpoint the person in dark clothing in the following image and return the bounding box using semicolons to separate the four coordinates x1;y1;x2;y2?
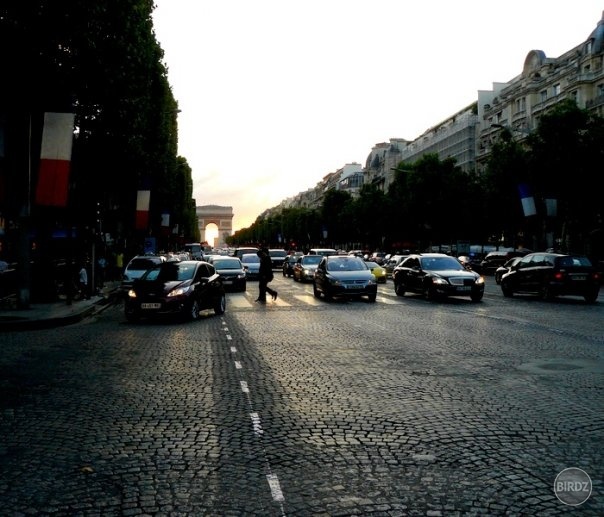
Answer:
256;248;277;303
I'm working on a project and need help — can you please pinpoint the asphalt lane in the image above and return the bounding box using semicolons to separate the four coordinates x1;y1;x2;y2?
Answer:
0;275;602;515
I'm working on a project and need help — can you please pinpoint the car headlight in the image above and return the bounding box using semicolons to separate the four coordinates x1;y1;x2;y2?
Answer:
237;273;246;279
127;289;137;298
167;285;193;297
367;278;377;285
432;277;448;285
328;277;342;286
476;276;485;284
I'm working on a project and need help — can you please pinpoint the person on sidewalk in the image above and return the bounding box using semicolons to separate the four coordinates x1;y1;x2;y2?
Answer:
78;263;90;300
256;248;277;303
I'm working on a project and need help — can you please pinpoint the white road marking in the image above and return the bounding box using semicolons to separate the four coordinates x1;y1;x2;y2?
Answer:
234;361;242;369
240;381;249;393
250;412;264;435
266;474;285;502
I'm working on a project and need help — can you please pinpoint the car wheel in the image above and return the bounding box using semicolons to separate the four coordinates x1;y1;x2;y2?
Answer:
367;293;377;303
495;274;502;285
501;282;513;297
470;292;483;302
189;299;200;320
584;291;598;303
539;284;555;300
424;285;436;301
394;281;405;297
313;283;321;298
214;292;226;315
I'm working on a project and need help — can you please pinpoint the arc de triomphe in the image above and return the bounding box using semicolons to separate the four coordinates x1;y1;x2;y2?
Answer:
196;205;233;248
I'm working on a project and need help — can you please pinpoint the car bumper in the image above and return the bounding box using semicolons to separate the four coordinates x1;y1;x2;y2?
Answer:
433;284;484;297
328;284;378;297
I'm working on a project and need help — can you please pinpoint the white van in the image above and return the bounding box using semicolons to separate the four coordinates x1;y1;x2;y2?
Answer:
308;248;337;257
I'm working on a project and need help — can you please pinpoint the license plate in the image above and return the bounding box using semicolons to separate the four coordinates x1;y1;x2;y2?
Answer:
346;284;363;289
223;280;232;284
456;286;472;292
141;303;161;309
572;275;586;281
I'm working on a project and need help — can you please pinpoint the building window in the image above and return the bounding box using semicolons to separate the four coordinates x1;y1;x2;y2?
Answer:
553;83;561;96
540;90;548;102
570;90;579;103
597;83;604;97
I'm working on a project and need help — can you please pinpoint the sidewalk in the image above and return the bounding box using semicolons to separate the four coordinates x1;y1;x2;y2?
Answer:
0;281;121;331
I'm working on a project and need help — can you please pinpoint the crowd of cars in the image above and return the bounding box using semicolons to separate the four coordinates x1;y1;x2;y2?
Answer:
120;245;601;322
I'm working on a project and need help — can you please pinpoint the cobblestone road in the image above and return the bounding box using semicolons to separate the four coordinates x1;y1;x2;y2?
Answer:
0;277;602;515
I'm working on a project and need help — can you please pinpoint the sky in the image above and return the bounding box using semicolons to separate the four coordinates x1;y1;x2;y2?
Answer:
152;1;602;239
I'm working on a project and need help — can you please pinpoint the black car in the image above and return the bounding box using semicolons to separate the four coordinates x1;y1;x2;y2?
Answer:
282;255;297;277
211;256;247;292
500;252;600;302
393;253;485;302
494;256;522;284
313;255;377;302
268;249;287;269
124;260;226;322
478;250;529;275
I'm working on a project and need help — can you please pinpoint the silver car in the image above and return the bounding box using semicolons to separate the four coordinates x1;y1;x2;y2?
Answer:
241;253;261;280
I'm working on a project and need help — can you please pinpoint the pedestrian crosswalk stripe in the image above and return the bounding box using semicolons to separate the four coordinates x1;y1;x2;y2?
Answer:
293;294;323;306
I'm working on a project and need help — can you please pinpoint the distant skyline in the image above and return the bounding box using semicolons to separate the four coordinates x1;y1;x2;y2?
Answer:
152;1;602;240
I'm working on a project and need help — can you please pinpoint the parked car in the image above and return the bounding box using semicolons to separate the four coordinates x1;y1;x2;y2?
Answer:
240;253;261;279
393;253;485;302
124;260;225;322
369;252;387;265
500;252;600;302
364;261;387;283
282;255;297;277
293;254;322;282
268;249;287;269
313;255;377;302
121;255;165;294
211;256;247;292
494;256;522;284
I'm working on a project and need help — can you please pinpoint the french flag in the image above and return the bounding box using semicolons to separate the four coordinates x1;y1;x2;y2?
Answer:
518;183;536;217
135;189;151;230
35;112;75;207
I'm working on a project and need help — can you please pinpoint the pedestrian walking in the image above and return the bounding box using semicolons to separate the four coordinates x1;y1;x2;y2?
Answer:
256;248;277;303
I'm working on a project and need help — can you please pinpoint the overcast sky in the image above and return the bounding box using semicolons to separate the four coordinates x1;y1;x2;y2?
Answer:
152;1;602;239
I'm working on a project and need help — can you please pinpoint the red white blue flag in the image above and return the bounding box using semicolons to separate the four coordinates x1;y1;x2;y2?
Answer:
35;112;75;207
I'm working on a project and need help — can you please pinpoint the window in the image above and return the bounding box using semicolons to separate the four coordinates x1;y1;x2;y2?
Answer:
553;83;561;96
540;90;548;102
515;97;526;113
597;83;604;97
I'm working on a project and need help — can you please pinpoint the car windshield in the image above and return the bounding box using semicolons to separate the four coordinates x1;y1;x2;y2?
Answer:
143;263;195;282
213;259;241;270
421;256;464;271
327;258;367;271
302;256;322;265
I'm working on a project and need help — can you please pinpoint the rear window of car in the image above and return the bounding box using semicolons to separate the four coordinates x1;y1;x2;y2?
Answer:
269;250;287;257
557;256;592;268
214;259;241;270
127;258;161;270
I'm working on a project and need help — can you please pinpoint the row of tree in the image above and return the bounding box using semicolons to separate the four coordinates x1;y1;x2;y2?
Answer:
229;100;603;260
0;1;199;265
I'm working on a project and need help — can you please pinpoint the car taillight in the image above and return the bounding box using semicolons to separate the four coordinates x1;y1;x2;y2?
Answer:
593;272;601;281
553;271;565;281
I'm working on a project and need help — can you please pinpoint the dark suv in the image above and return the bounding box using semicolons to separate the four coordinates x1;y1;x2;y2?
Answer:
500;252;600;303
479;250;528;275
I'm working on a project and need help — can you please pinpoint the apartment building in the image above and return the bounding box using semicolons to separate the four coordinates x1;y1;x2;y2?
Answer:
477;11;604;173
